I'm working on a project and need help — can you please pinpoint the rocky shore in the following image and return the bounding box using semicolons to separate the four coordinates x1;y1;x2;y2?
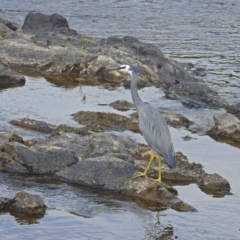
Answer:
0;13;236;214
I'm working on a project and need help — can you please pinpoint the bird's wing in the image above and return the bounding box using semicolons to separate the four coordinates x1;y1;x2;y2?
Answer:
138;105;176;168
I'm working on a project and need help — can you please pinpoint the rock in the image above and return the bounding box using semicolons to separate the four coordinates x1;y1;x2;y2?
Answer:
0;197;9;209
198;173;231;195
22;12;76;36
10;118;57;134
0;17;20;31
160;111;193;128
72;111;139;132
181;135;196;141
228;102;240;119
5;191;46;214
207;113;240;141
0;15;228;109
1;141;78;174
192;67;207;77
109;100;134;111
169;82;228;109
56;156;135;189
135;152;205;183
0;130;231;210
0;62;25;89
119;178;197;212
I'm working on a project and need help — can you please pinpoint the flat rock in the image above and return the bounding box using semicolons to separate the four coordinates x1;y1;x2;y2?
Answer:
72;111;139;132
5;191;46;214
198;173;231;195
10;118;57;134
1;141;78;174
207;113;240;141
0;62;25;89
135;152;205;183
109;100;135;111
56;155;135;189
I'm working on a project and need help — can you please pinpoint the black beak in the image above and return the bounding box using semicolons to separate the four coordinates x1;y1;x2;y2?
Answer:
103;66;125;72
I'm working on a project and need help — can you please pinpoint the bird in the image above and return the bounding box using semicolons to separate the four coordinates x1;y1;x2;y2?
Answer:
104;64;176;182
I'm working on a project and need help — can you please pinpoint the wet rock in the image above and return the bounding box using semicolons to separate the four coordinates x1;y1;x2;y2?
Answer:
207;113;240;141
0;130;231;210
198;173;231;194
192;67;207;77
22;12;76;36
0;197;9;209
169;82;228;109
0;15;228;109
56;155;135;189
72;111;139;132
109;100;134;111
135;152;205;183
119;178;197;212
10;118;57;134
180;98;209;109
0;17;20;31
5;191;46;214
0;62;25;89
1;141;78;174
181;135;196;141
160;111;193;128
228;102;240;119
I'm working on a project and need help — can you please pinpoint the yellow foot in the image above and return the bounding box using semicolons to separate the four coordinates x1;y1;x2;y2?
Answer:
149;177;162;183
133;171;149;180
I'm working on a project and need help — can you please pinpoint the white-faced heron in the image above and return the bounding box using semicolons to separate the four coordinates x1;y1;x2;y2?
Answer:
104;64;176;182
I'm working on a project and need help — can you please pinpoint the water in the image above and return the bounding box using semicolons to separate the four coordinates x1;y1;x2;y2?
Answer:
1;0;240;239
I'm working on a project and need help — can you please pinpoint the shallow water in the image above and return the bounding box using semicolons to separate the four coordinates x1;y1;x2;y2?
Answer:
1;0;240;239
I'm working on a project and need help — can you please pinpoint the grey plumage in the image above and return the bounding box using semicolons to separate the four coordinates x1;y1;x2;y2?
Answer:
104;64;176;181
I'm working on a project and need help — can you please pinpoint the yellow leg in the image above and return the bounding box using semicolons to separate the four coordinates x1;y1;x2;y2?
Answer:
150;155;162;183
134;149;155;180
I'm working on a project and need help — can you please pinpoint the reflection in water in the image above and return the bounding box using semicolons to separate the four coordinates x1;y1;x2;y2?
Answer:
0;173;175;239
3;210;44;225
1;0;240;238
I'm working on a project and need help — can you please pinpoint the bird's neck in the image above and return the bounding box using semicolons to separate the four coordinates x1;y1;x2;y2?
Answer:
130;71;144;111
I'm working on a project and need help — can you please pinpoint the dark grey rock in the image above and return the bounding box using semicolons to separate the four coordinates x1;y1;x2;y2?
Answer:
72;111;139;132
0;17;20;31
228;102;240;119
198;173;231;194
160;111;193;128
1;141;78;174
169;82;228;109
207;113;240;141
0;197;9;209
10;118;57;134
119;178;197;212
0;62;25;88
5;191;46;214
56;156;135;189
192;67;207;77
22;12;76;36
109;100;134;111
135;152;205;183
